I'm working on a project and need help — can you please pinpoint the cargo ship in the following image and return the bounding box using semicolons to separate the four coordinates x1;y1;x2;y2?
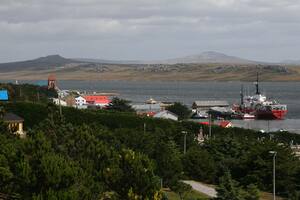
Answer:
234;74;287;120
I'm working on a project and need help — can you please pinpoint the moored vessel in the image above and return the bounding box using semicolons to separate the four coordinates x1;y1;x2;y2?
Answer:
236;74;287;120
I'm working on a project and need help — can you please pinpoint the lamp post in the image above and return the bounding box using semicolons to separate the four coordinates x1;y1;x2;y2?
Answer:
269;151;277;200
182;131;187;154
209;114;212;138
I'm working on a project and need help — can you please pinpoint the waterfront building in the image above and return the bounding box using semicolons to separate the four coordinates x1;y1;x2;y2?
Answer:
192;100;229;111
75;96;86;106
84;95;111;107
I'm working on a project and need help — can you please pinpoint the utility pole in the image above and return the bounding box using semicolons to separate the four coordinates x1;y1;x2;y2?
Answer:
269;151;277;200
182;131;187;154
58;90;62;117
209;114;212;138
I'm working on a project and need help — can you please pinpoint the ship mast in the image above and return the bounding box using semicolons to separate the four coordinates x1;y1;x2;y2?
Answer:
255;72;260;95
240;84;244;105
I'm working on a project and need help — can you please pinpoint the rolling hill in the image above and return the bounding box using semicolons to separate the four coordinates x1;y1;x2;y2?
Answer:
1;53;300;81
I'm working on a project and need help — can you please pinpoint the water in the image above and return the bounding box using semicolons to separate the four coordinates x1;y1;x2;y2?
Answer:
2;80;300;133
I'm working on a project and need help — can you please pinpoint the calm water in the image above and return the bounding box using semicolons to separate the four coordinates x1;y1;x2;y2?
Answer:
2;80;300;133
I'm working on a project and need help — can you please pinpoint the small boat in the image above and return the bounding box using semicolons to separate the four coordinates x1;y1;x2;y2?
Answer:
146;98;157;104
243;113;255;120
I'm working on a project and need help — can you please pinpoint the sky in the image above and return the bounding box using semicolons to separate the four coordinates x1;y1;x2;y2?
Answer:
0;0;300;63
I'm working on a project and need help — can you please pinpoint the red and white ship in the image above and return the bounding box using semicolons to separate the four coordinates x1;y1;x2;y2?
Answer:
235;74;287;120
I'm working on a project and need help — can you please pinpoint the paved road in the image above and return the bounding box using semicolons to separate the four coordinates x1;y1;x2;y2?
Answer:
182;180;217;198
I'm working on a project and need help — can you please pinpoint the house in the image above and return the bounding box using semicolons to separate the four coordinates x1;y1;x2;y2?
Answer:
2;113;25;137
51;98;67;106
192;100;229;111
153;110;178;121
84;95;111;107
75;96;86;106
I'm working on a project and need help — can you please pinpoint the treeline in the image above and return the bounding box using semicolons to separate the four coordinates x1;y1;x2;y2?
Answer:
0;83;57;103
1;102;300;199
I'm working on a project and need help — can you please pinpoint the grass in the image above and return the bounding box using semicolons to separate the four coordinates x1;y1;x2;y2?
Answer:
164;189;211;200
260;192;285;200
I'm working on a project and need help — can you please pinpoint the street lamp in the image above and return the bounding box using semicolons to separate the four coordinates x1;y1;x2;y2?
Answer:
182;131;187;154
269;151;277;200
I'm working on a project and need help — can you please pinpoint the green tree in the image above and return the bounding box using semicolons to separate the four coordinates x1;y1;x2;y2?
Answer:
216;171;243;200
103;149;160;199
107;97;134;112
171;181;192;200
183;146;216;183
166;102;191;120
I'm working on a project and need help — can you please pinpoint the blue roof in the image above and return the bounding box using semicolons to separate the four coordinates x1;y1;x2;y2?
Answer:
0;90;8;101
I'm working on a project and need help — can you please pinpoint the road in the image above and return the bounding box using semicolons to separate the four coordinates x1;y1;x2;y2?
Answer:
182;180;217;198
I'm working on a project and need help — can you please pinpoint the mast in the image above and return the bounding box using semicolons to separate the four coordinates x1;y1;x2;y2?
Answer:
240;84;244;105
255;72;260;95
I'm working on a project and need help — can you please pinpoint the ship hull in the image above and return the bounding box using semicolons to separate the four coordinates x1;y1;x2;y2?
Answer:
255;109;287;120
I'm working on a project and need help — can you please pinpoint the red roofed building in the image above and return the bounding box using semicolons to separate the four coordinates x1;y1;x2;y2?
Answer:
84;95;111;107
199;120;232;128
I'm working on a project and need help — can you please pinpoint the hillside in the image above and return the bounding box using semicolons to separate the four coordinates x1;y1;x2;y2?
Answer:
156;51;256;64
1;54;300;81
0;55;78;72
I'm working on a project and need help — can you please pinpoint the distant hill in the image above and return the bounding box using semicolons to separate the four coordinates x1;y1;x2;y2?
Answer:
156;51;256;64
281;59;300;65
0;55;77;72
74;58;143;65
75;51;258;64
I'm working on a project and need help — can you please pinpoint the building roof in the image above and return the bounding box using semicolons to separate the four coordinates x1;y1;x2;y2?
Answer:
0;90;8;101
153;110;178;118
2;113;24;122
75;96;86;100
132;104;161;111
48;74;56;81
193;100;229;107
84;95;111;104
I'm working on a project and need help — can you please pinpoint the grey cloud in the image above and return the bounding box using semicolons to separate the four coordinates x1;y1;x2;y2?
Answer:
0;0;300;62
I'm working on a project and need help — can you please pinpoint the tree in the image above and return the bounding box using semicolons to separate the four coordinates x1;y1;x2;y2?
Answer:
107;97;134;112
166;102;191;120
103;149;160;199
216;171;259;200
216;171;243;200
171;181;192;200
183;146;216;183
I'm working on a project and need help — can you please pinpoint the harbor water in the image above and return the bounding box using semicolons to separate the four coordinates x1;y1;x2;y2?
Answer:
3;80;300;133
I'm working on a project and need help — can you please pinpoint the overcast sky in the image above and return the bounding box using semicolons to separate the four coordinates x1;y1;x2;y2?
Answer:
1;0;300;62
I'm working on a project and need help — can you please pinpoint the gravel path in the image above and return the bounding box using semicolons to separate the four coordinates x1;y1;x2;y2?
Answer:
182;180;217;198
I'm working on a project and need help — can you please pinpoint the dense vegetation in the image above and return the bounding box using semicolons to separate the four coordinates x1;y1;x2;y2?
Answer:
1;101;300;199
0;83;57;103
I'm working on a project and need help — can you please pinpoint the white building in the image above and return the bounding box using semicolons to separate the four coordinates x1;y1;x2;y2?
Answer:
52;98;67;106
153;110;178;121
75;96;86;106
